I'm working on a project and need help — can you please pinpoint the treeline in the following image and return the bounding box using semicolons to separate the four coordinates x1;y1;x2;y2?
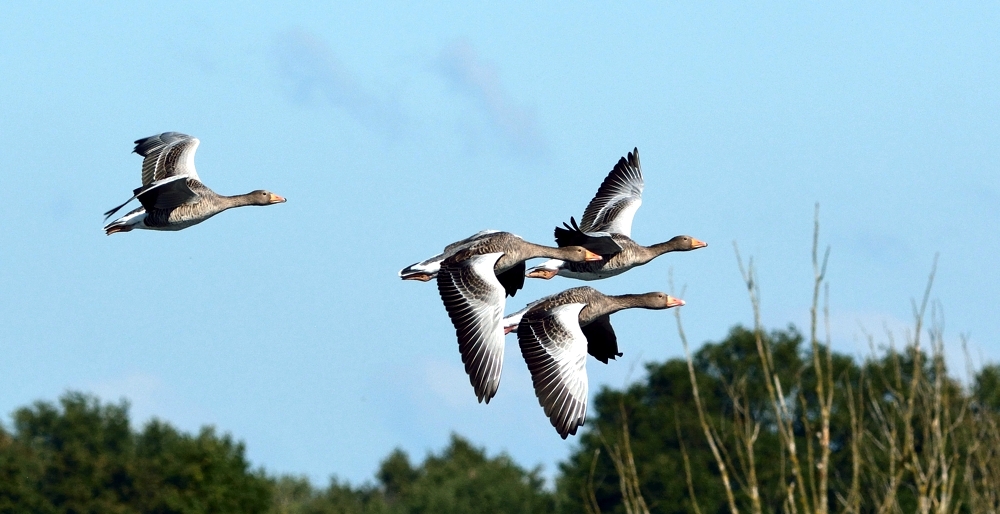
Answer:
3;325;1000;513
0;394;552;514
0;393;270;513
559;325;1000;513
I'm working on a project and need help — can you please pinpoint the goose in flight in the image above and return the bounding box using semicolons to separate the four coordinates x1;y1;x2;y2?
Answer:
526;148;706;280
402;231;602;403
513;286;684;438
104;132;285;235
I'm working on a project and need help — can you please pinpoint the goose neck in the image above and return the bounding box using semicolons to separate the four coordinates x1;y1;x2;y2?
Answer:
582;293;649;321
640;240;681;261
220;193;256;209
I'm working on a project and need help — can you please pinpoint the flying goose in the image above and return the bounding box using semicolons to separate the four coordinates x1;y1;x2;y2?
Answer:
402;231;602;403
104;132;286;235
513;286;684;438
526;148;706;280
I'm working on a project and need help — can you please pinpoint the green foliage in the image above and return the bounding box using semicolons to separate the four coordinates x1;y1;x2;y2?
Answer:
557;325;818;514
0;392;271;514
269;434;554;514
974;364;1000;411
396;434;553;513
5;328;1000;513
555;324;984;514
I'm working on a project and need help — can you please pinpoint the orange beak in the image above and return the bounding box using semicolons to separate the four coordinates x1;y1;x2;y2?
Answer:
691;238;707;249
583;249;603;262
269;193;286;204
666;296;685;308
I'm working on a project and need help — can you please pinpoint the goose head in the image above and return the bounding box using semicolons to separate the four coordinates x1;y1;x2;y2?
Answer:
641;292;686;309
247;190;287;205
560;246;603;263
666;235;707;251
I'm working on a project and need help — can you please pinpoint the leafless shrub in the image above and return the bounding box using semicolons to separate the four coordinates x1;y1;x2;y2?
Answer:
599;205;1000;513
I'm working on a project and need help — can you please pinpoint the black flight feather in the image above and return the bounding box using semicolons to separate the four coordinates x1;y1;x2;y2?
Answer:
581;315;623;364
554;217;622;255
495;261;526;297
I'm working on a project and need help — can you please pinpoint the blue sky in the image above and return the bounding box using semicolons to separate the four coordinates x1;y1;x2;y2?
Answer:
1;3;998;484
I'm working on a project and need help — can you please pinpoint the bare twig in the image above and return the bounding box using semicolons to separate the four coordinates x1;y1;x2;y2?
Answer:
672;271;740;514
735;244;810;513
583;449;602;514
675;413;704;514
809;204;833;514
601;403;650;514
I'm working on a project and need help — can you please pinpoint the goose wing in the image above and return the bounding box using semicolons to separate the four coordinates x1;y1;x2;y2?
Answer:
494;261;526;297
103;175;198;220
437;252;507;403
553;217;623;255
579;148;644;237
134;132;202;185
518;302;589;438
136;177;200;211
581;315;622;364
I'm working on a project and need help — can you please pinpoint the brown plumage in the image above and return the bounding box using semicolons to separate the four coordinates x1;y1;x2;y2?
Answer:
526;148;706;280
514;286;684;438
402;230;603;404
103;132;285;235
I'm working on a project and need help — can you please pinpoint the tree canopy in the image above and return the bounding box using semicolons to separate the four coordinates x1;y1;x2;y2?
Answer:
4;324;1000;513
271;434;553;514
0;392;270;514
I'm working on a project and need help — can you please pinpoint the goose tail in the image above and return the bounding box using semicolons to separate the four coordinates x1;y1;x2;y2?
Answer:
104;210;146;236
502;300;541;334
104;222;133;235
399;254;443;281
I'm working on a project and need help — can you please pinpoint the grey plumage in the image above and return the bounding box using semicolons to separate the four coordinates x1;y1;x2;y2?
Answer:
527;147;706;280
404;231;602;404
515;286;684;438
104;132;285;235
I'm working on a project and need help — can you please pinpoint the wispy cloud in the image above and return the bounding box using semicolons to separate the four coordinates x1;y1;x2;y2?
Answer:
272;29;402;135
851;230;912;268
825;308;973;383
973;182;1000;218
437;39;547;159
85;372;212;430
270;32;547;160
419;358;474;408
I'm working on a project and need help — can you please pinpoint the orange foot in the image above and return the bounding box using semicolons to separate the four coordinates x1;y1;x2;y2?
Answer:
526;269;557;280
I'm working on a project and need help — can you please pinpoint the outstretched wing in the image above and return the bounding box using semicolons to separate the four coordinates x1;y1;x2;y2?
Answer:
579;148;644;236
134;132;202;185
518;303;589;439
437;252;507;404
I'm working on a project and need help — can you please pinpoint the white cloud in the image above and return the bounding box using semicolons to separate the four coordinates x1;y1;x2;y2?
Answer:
825;308;975;383
84;372;212;431
272;29;402;135
436;39;547;159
